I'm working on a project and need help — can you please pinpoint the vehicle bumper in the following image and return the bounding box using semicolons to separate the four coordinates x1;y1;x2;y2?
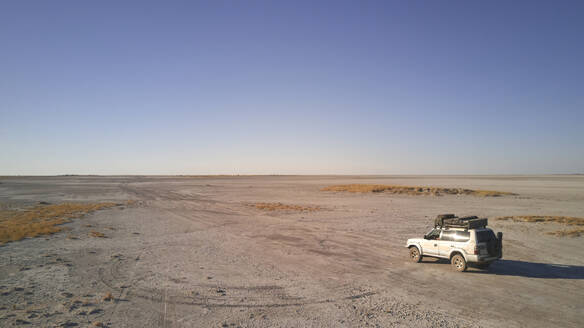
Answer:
466;255;500;263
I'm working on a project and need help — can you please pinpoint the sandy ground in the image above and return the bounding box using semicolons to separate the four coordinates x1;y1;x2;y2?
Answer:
0;175;583;327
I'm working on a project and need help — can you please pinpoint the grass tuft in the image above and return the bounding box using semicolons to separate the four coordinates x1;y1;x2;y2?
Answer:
496;215;584;237
250;202;321;211
102;292;113;302
321;184;515;197
0;202;117;244
89;231;107;238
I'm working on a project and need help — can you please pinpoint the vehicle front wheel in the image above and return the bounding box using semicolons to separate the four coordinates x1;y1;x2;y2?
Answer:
409;246;421;263
451;254;467;272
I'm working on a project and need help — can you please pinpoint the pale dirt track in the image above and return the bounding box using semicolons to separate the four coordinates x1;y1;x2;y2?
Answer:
0;176;583;327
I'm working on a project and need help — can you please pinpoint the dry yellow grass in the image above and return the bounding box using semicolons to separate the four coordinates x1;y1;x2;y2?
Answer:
546;229;584;237
0;202;117;244
89;230;106;238
496;215;584;226
496;215;584;237
250;202;321;211
321;184;515;197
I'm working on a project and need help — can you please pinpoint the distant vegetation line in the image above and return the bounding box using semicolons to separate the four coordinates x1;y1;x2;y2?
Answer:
321;184;517;197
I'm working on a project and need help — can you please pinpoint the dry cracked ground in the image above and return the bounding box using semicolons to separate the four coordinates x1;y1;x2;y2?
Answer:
0;175;583;327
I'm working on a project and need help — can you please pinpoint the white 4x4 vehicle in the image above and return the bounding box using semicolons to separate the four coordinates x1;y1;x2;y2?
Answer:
406;214;503;272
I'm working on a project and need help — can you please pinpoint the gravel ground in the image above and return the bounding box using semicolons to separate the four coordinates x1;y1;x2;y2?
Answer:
0;175;583;327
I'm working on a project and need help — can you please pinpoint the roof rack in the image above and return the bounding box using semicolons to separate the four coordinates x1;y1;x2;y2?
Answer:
434;214;488;229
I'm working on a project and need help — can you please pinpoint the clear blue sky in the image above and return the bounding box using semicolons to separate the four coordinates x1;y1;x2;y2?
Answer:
1;1;583;175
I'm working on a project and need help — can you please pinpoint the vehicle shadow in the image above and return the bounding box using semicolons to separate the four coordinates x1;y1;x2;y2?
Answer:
471;260;584;279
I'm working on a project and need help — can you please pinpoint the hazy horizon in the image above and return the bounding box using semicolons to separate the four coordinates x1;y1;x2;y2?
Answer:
2;173;583;177
2;1;583;175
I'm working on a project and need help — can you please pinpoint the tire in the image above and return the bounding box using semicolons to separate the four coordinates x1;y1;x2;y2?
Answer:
476;262;491;269
409;246;422;263
451;254;467;272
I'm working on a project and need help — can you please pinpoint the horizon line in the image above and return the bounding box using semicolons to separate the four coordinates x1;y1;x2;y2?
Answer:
1;173;583;177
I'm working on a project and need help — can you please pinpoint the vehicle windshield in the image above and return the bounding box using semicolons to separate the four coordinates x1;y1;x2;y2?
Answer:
475;230;496;242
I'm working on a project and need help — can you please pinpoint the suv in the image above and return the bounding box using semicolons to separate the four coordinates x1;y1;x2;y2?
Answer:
406;214;503;272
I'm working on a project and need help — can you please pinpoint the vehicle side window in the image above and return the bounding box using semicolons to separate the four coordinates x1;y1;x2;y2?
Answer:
454;231;470;242
426;229;441;240
440;230;455;241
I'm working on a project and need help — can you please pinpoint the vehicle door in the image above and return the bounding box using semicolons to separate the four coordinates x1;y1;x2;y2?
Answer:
437;230;454;256
475;229;497;257
420;229;440;255
439;230;470;256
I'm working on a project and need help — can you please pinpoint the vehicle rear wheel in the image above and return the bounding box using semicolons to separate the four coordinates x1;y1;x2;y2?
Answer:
451;254;467;272
409;246;421;263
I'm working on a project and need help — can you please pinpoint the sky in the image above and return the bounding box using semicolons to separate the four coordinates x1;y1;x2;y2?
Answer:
1;1;583;175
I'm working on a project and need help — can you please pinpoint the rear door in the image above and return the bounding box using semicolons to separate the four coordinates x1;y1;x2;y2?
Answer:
438;230;470;256
475;229;497;256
